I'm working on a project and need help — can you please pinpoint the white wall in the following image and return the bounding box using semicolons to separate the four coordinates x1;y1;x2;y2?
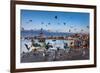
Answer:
0;0;100;73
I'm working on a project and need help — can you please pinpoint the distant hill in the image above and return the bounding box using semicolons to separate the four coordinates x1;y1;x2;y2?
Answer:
21;29;73;37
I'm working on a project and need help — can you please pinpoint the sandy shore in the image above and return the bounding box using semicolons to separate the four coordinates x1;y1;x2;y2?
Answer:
21;48;89;63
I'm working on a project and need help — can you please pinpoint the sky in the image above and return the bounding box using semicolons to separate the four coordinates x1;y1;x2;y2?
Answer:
21;10;90;33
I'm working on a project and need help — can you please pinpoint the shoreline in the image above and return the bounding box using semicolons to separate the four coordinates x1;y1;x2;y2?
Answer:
21;48;89;63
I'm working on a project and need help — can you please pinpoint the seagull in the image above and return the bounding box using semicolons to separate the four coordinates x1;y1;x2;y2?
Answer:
87;26;89;29
55;16;58;19
24;44;30;51
29;19;32;22
48;23;51;25
41;22;44;24
64;22;66;25
58;23;60;25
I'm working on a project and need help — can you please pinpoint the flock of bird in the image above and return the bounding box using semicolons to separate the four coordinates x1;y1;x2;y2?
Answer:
25;15;89;33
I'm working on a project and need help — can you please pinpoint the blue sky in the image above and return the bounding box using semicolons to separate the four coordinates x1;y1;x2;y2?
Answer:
21;10;89;33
